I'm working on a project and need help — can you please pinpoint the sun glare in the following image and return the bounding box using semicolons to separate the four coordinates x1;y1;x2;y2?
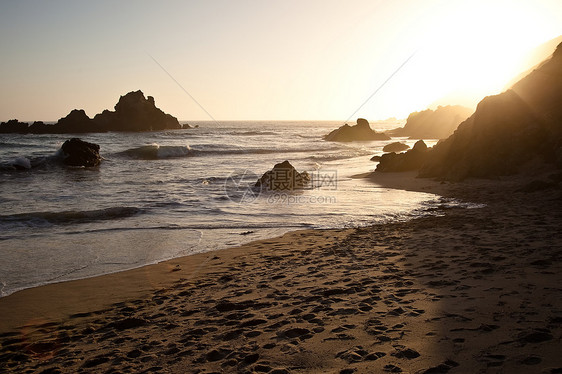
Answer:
392;0;559;113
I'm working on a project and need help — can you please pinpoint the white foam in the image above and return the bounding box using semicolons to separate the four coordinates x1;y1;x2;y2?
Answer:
156;145;191;158
13;156;31;169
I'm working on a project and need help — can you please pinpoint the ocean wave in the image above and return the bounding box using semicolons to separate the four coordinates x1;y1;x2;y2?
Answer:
189;145;345;157
119;144;192;159
420;197;486;211
0;142;72;171
0;141;34;149
193;148;281;156
117;141;345;159
0;155;54;171
303;151;374;162
0;206;142;226
9;156;31;170
227;130;280;136
295;134;325;139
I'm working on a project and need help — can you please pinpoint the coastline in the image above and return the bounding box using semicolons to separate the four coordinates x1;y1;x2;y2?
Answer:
1;171;561;373
0;227;351;333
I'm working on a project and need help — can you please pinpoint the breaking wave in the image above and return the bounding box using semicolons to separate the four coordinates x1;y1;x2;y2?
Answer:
120;144;192;159
0;206;142;227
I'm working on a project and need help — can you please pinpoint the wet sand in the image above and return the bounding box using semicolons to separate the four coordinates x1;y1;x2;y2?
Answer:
1;171;561;373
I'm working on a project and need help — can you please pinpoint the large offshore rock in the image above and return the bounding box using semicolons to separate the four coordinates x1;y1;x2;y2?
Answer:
60;138;101;167
256;160;310;191
325;118;390;142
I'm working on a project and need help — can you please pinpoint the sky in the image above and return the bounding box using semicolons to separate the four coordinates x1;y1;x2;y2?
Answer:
1;0;561;122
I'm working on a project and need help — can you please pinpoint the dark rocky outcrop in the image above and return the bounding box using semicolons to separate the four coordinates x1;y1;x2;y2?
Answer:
56;109;95;133
383;142;410;153
374;40;562;181
60;138;101;167
0;90;181;134
389;105;473;139
92;91;181;132
0;119;29;133
256;160;310;191
376;140;429;172
419;41;562;181
28;121;50;134
325;118;390;142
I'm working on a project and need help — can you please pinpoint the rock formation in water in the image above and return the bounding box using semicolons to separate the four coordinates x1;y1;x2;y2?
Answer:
256;160;310;191
92;91;181;132
389;105;473;139
325;118;390;142
376;41;562;180
56;109;94;133
28;121;51;134
0;119;29;133
376;140;429;172
60;138;101;167
383;142;410;153
0;90;181;134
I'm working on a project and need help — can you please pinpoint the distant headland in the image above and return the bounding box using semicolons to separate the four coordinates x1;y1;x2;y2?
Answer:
0;90;188;134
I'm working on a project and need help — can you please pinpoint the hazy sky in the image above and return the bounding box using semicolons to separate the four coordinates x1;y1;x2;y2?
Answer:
1;0;561;121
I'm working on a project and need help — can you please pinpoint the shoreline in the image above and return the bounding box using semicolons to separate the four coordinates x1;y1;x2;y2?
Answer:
0;171;439;303
0;227;351;333
0;171;446;328
1;171;561;373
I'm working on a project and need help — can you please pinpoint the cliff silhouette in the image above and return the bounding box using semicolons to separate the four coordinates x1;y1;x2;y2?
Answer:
389;105;473;139
377;41;562;181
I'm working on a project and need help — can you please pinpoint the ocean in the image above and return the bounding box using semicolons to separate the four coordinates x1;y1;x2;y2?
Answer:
0;120;447;297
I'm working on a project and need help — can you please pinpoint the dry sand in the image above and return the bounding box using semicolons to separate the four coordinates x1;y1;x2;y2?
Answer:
1;171;561;373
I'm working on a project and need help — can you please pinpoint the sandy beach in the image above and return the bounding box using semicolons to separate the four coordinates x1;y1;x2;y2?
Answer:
1;171;561;374
2;2;561;373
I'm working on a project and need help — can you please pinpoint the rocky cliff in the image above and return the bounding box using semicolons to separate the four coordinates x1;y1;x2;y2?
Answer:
389;105;473;139
376;41;562;181
419;41;562;180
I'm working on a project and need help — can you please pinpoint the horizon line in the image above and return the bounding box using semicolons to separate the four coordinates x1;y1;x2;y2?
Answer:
1;118;408;124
